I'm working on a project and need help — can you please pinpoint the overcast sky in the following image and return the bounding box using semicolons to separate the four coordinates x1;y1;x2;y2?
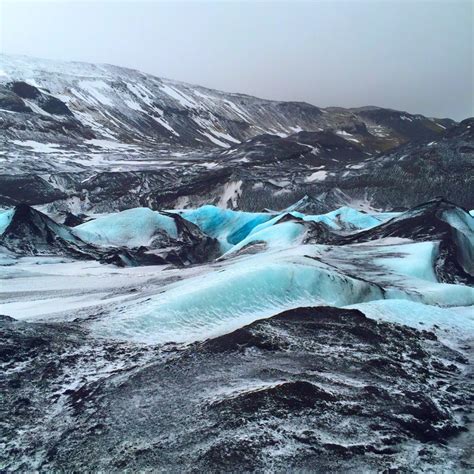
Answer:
1;0;472;120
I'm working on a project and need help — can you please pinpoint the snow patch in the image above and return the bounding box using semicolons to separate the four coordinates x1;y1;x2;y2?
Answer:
306;170;328;182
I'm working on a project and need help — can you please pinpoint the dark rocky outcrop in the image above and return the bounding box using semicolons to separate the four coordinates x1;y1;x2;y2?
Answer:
1;306;471;471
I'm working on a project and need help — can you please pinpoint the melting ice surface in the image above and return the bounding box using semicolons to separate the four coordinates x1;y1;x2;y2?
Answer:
91;237;474;343
345;300;474;343
92;246;386;343
177;205;272;251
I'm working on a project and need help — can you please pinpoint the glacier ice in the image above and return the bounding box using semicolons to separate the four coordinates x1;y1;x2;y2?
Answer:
89;231;474;343
91;248;385;343
1;201;472;348
344;299;474;340
177;205;272;251
244;206;389;238
74;207;178;248
0;209;14;235
301;206;383;230
222;221;306;257
177;204;393;255
374;241;438;282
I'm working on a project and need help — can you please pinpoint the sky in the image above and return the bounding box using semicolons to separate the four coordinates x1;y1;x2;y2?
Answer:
0;0;472;120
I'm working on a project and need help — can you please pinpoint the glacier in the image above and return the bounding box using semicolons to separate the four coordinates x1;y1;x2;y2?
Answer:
0;209;14;234
177;205;272;251
90;247;385;343
1;200;473;346
74;207;178;248
1;198;473;473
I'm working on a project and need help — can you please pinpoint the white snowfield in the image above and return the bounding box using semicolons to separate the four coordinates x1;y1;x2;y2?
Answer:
0;204;473;347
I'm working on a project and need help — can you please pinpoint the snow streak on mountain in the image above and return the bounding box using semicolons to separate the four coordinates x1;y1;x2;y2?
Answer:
0;54;473;472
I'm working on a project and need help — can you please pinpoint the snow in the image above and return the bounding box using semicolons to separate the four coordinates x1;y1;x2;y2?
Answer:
84;139;138;150
74;207;178;248
12;140;64;153
152;115;180;136
0;258;175;321
210;129;240;144
306;170;328;182
218;180;243;207
79;80;115;106
159;83;197;108
222;99;252;122
0;292;131;320
199;131;231;148
336;130;360;143
123;97;146;112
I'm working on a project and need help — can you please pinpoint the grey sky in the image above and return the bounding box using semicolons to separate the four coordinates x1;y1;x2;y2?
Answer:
1;0;472;120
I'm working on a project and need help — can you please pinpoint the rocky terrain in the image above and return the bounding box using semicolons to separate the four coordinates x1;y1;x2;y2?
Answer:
1;307;472;472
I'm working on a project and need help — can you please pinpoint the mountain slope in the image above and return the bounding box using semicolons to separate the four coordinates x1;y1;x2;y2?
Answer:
0;54;470;213
0;54;450;153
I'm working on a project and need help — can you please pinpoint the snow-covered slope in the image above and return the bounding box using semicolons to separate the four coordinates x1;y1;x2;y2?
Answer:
0;54;449;153
1;54;470;213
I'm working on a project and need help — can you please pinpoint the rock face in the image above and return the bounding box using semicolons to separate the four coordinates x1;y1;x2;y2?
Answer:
1;307;472;472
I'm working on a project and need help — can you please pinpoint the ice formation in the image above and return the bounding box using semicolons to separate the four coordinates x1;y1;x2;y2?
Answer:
74;207;178;247
0;209;14;234
177;205;272;251
1;200;473;346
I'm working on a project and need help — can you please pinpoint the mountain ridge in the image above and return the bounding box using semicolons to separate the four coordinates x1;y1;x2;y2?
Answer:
1;53;460;120
0;54;471;212
0;53;451;151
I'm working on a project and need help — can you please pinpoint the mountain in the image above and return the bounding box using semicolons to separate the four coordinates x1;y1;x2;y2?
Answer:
1;54;471;214
0;54;450;152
